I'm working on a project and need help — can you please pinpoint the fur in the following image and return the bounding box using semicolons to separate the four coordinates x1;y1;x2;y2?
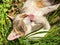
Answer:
7;0;60;40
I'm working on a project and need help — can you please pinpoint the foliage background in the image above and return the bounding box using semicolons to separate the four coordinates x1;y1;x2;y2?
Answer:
0;0;60;45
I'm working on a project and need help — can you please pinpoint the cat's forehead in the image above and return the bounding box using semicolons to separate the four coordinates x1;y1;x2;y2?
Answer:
13;14;28;24
14;15;21;20
14;14;24;21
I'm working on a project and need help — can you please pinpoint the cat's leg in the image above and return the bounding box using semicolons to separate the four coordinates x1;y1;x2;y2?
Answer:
39;3;60;15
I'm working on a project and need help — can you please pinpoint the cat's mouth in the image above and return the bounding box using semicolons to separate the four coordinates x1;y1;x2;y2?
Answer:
7;26;26;41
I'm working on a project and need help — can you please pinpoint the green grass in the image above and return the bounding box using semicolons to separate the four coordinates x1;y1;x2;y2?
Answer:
0;0;60;45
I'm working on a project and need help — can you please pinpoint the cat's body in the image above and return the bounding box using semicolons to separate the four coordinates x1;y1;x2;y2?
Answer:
21;0;60;37
7;0;60;40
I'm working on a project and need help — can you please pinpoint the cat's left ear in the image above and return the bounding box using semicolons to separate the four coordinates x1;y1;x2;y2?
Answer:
7;15;14;22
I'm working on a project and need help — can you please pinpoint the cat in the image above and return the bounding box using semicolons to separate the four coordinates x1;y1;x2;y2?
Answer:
7;0;60;40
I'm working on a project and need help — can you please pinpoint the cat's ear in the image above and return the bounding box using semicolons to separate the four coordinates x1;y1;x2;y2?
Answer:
7;15;14;22
20;14;28;18
21;0;26;2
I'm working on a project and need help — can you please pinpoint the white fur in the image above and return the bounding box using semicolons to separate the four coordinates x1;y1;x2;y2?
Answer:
23;17;32;35
22;0;60;37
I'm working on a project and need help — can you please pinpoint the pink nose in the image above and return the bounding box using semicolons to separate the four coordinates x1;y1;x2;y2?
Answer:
28;14;34;21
